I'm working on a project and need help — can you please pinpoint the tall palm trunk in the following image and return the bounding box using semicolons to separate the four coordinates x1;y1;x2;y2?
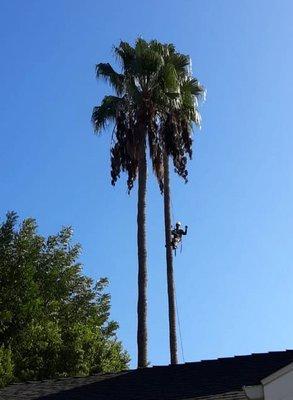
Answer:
137;131;148;368
163;152;178;365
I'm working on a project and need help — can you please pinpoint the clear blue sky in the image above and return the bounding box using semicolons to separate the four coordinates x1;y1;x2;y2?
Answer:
1;0;293;367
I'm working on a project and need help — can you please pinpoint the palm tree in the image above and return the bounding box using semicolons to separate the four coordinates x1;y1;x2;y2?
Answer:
91;39;184;368
160;64;205;364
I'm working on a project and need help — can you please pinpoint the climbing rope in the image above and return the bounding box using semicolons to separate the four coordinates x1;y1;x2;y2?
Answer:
175;284;185;363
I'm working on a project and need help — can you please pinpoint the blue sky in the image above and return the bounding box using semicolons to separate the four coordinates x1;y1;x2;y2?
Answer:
1;0;293;367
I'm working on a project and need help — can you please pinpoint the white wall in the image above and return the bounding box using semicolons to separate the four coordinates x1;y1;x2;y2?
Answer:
263;368;293;400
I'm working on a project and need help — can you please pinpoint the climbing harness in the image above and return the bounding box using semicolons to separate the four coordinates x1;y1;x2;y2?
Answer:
170;221;188;255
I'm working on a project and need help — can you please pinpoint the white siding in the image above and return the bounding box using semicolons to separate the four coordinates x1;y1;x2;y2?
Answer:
263;368;293;400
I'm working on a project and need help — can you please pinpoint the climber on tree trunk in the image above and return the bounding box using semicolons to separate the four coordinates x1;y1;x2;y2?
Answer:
170;222;188;250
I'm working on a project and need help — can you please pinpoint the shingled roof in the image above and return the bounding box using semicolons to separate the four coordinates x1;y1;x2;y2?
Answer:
1;350;293;400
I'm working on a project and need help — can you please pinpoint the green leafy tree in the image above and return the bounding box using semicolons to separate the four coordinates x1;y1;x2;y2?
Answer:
0;212;129;386
92;38;190;367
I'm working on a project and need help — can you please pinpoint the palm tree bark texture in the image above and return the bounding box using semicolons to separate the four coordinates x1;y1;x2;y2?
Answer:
137;127;148;368
163;152;178;364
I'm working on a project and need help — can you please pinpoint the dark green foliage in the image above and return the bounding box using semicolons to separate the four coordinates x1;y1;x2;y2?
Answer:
0;212;129;386
0;346;13;388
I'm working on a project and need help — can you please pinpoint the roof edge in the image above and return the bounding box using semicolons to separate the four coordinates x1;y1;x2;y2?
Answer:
261;361;293;385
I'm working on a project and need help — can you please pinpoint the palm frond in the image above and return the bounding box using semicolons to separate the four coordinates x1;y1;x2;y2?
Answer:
92;38;205;191
149;40;170;58
92;95;123;133
96;63;124;95
182;77;205;98
167;52;190;77
135;40;164;77
114;41;136;73
160;63;180;94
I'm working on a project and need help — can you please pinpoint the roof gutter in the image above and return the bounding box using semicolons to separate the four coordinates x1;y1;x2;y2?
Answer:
243;385;264;400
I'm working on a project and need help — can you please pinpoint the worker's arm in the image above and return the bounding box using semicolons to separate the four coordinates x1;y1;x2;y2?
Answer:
183;225;188;235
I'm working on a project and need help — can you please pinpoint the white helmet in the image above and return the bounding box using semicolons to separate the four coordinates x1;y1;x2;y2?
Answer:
176;221;181;226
